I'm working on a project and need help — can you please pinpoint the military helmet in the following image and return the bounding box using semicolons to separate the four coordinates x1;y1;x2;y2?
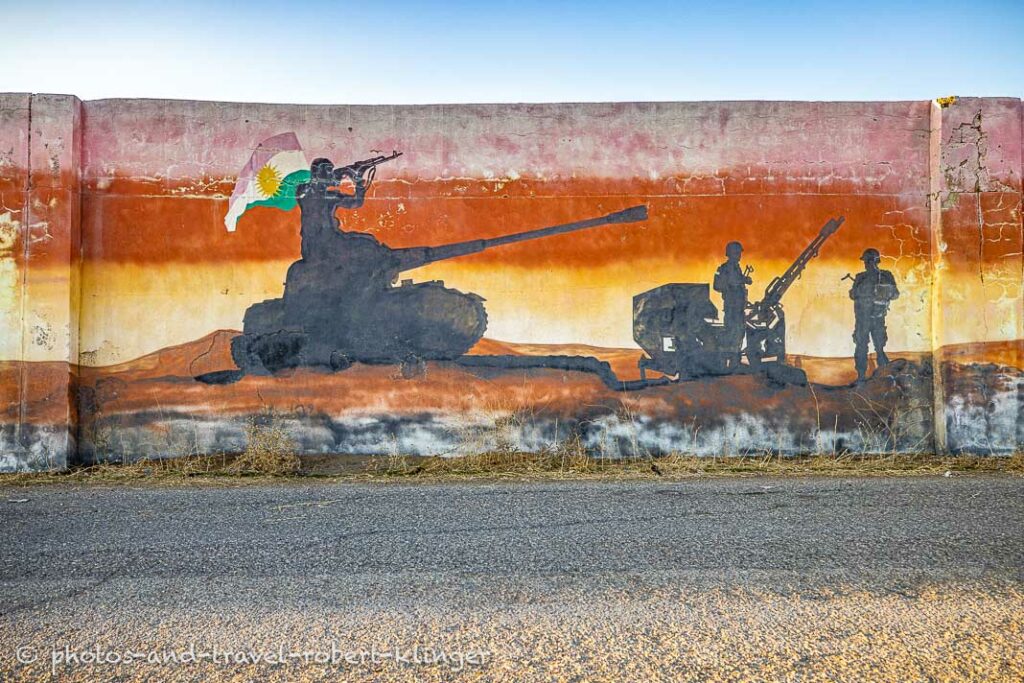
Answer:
725;241;743;258
860;248;881;263
310;158;334;180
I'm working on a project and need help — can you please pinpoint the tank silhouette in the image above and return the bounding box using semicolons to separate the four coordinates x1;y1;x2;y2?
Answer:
228;157;648;376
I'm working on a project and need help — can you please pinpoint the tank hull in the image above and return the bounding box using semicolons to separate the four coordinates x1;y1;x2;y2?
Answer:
231;282;487;374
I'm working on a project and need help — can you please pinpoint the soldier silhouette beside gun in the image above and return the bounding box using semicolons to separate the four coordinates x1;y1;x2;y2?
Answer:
848;248;899;381
713;241;753;350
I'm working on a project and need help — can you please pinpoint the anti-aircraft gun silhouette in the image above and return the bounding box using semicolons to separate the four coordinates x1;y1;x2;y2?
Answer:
633;216;845;385
228;205;649;377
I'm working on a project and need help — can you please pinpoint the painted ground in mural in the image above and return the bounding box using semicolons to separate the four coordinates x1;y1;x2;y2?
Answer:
57;332;1014;460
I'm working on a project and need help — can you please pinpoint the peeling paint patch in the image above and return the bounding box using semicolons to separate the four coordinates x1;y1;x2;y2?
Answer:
31;322;54;350
942;111;1015;195
0;212;16;252
0;212;20;359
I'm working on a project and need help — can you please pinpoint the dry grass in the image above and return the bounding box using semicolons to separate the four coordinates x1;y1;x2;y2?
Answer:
2;448;1021;486
227;416;301;476
363;449;1024;480
1;414;302;486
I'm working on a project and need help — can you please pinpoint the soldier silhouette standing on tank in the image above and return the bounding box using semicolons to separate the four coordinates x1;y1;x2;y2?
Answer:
849;248;899;381
713;241;752;350
295;158;394;272
297;158;367;259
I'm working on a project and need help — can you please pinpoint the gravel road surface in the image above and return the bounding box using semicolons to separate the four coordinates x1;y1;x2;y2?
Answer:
1;475;1022;681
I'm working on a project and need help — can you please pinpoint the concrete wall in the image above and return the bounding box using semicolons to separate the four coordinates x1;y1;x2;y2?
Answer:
0;95;1020;470
0;94;81;470
932;99;1023;453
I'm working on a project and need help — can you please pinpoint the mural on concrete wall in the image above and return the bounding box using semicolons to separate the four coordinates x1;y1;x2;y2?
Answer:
0;96;1020;469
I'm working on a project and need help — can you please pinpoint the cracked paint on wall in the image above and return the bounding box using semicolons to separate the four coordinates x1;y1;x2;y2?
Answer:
0;212;20;355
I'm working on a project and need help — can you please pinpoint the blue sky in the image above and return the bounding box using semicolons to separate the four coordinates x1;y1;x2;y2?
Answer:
1;0;1021;103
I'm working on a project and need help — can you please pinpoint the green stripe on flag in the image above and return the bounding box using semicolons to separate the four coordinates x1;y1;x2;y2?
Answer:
246;169;311;213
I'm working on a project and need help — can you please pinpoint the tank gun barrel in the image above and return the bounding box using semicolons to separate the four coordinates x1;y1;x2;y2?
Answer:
392;205;649;271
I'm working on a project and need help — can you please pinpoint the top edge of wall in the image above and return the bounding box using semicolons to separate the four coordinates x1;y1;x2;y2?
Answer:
5;93;1021;108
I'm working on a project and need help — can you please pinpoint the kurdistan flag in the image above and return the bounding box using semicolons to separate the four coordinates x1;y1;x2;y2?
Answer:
224;132;310;232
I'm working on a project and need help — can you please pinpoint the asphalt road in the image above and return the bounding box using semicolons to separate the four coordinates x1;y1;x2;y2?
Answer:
1;476;1022;681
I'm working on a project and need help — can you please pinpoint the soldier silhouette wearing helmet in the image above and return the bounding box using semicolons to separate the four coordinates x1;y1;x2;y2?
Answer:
713;241;753;350
849;248;899;381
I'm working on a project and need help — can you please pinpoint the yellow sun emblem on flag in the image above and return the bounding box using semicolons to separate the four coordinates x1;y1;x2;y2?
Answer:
255;164;283;198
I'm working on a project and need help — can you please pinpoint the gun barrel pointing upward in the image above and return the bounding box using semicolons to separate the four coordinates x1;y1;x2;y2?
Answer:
756;216;846;310
393;205;649;271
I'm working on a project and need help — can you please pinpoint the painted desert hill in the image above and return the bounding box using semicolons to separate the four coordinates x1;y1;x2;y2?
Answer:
78;330;1022;386
84;329;239;381
81;331;652;384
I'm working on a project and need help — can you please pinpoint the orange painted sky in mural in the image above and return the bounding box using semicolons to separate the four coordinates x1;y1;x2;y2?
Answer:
50;172;1007;363
0;167;1012;364
80;176;939;266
